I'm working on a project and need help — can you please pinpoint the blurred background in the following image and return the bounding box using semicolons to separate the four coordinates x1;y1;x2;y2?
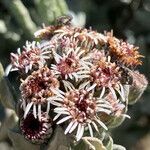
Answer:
0;0;149;149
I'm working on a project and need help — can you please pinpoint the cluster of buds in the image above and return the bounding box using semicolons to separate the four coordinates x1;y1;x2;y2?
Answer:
8;17;147;144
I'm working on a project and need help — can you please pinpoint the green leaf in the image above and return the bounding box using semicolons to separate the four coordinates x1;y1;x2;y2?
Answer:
47;126;70;150
105;136;113;150
74;137;106;150
8;129;40;150
113;144;126;150
0;109;18;141
107;116;126;129
0;62;16;110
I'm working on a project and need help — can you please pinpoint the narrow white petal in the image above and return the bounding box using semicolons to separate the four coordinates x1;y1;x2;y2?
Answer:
55;111;70;115
69;121;78;133
53;113;61;121
77;125;84;141
5;64;12;76
79;81;90;89
29;63;32;70
97;108;111;114
10;68;19;72
78;75;90;79
67;48;73;55
72;73;78;82
98;104;112;109
81;56;91;61
50;97;63;102
38;104;41;120
100;87;105;99
11;53;18;59
25;66;29;73
77;50;85;57
50;101;62;106
17;48;21;55
117;89;125;102
57;116;72;124
63;80;74;90
91;122;99;132
87;84;96;92
24;102;33;118
76;124;81;139
46;102;50;116
119;84;126;102
57;89;65;95
68;73;73;80
109;87;117;100
51;88;64;98
121;114;131;119
65;121;74;134
74;47;80;54
33;104;36;118
77;70;90;74
96;119;108;130
54;107;68;112
88;123;93;137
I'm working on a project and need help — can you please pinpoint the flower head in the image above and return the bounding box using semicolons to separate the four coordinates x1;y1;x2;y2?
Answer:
51;46;90;81
49;82;112;141
7;20;146;145
20;112;53;144
105;92;126;117
89;49;106;65
108;36;143;66
9;41;50;74
20;66;59;119
90;56;121;88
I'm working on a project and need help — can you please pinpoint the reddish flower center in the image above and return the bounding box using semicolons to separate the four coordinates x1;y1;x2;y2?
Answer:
57;53;79;76
76;99;88;112
65;90;96;122
21;113;42;135
28;79;47;93
102;67;111;76
90;61;120;87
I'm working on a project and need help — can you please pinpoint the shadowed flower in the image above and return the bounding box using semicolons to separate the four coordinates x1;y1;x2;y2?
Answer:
20;67;59;119
49;82;112;141
20;112;53;144
36;24;107;54
7;41;50;75
104;92;129;118
34;25;59;39
54;26;107;47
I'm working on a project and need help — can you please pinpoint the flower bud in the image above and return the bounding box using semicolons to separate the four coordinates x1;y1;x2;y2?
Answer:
128;71;148;104
20;112;53;144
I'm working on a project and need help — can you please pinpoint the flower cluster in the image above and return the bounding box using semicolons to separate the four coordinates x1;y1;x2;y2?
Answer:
8;17;145;144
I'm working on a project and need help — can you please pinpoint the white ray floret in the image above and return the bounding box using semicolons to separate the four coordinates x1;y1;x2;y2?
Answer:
24;102;33;118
